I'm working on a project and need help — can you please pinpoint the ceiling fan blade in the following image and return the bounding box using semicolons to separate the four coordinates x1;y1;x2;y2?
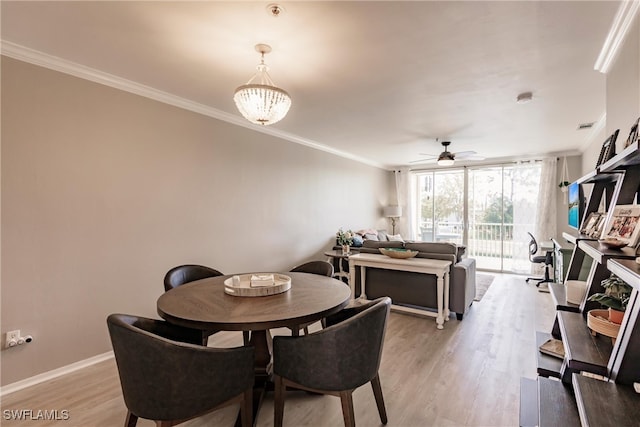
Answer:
457;154;485;161
409;158;437;164
452;150;478;158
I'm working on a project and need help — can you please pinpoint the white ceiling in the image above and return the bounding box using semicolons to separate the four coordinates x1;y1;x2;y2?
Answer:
1;1;621;169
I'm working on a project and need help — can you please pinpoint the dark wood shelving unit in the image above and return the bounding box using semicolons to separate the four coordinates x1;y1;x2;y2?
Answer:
538;377;581;427
599;140;640;171
549;282;581;313
536;331;563;378
572;374;640;426
521;138;640;426
557;311;613;379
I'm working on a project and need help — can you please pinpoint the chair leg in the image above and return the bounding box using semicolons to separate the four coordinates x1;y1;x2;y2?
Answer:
371;374;388;424
291;327;300;337
339;390;356;427
243;331;250;345
124;411;138;427
241;387;253;427
274;375;286;427
536;263;553;287
303;326;310;335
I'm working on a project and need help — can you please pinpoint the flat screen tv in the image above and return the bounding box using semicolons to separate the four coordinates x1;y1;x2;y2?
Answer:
568;182;583;229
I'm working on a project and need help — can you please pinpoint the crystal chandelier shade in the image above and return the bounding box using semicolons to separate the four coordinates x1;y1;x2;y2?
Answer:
234;44;291;126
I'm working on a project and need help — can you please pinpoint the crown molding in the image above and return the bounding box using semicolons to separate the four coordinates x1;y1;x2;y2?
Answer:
594;0;640;73
1;41;385;170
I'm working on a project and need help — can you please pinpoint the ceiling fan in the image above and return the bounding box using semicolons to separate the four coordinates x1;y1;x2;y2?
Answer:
411;140;485;166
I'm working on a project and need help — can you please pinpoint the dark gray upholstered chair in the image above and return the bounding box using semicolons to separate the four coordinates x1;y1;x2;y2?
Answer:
288;260;335;335
524;232;553;287
107;314;254;427
163;264;249;345
290;260;334;277
163;264;224;292
273;297;391;427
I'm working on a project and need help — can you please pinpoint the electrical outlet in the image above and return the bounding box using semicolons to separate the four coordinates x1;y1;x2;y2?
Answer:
5;330;20;348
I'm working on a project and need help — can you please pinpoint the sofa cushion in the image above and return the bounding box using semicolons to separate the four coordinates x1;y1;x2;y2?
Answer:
377;230;389;241
404;242;457;255
387;234;404;242
363;240;404;249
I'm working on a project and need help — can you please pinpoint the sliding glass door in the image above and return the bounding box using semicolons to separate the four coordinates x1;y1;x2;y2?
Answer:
416;170;465;245
414;163;541;272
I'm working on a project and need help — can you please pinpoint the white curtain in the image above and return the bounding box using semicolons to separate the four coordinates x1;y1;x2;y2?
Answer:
395;168;417;240
535;157;558;247
511;162;538;273
512;157;556;274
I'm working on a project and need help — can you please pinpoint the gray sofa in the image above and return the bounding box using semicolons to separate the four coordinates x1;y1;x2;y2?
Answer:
335;240;476;320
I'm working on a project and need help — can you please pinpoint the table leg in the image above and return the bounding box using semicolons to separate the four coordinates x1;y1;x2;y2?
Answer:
349;260;356;300
360;266;367;300
436;274;444;330
235;329;272;427
443;271;450;321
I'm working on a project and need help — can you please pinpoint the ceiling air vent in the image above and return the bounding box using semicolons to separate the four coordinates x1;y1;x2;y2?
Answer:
578;122;595;130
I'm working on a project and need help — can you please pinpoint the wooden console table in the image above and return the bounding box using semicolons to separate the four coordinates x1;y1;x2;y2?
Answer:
348;253;451;329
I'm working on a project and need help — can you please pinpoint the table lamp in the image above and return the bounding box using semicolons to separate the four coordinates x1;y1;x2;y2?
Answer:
383;206;402;234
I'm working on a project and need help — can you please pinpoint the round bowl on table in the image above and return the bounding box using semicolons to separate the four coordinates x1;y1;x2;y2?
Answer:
599;238;628;250
379;248;419;259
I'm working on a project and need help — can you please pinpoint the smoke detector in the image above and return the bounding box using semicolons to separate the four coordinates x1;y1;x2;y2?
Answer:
266;4;285;17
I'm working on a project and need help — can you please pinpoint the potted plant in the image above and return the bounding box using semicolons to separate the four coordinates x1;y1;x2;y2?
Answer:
336;228;354;254
587;275;633;324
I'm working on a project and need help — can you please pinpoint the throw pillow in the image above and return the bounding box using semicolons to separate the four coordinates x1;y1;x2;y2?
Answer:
352;234;364;247
387;234;404;242
377;230;389;241
364;233;379;241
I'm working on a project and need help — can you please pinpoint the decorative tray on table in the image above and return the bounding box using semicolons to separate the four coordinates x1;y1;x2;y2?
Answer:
223;273;291;297
379;248;419;259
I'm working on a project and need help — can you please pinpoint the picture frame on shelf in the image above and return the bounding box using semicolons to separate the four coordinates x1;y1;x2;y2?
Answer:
624;117;639;149
590;214;607;239
601;205;640;247
580;212;602;236
595;130;620;168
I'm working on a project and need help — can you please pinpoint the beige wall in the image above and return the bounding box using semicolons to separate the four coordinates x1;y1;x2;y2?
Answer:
0;57;390;385
582;19;640;175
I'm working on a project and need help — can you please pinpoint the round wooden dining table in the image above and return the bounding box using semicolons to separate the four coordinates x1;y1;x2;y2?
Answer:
157;272;351;425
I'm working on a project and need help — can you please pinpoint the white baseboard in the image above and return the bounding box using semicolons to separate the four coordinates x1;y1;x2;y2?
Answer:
0;351;114;396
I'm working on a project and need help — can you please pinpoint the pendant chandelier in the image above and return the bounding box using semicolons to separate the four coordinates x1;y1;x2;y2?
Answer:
233;44;291;126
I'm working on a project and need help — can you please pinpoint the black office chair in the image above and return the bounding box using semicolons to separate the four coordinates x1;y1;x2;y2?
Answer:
107;313;254;427
525;232;553;287
164;264;249;346
273;297;391;427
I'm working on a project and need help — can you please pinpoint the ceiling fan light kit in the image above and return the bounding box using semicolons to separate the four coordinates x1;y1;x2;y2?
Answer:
234;44;291;126
437;141;456;166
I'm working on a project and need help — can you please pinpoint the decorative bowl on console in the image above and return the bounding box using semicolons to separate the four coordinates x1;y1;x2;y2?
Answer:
379;248;419;259
598;238;628;250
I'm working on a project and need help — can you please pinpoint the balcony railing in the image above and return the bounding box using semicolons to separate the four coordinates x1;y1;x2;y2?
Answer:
420;222;532;261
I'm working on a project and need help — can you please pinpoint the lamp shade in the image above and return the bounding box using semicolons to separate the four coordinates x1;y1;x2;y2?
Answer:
383;206;402;218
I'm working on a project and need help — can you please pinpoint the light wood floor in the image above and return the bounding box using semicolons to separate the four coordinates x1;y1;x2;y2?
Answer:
1;274;556;427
